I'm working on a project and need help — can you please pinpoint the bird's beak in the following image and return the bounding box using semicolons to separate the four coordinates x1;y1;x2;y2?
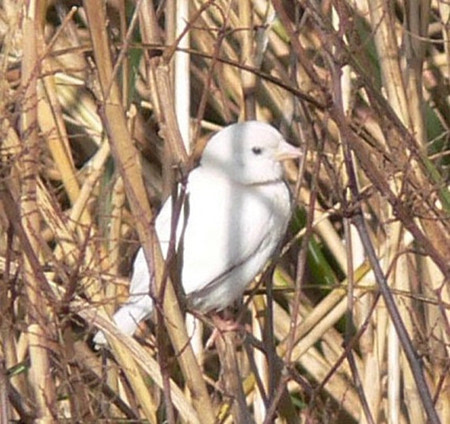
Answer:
276;141;302;161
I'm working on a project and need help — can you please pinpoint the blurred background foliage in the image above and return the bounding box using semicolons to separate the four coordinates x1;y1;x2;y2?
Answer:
0;0;448;423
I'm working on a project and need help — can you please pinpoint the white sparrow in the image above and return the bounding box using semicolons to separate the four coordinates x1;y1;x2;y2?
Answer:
94;121;300;346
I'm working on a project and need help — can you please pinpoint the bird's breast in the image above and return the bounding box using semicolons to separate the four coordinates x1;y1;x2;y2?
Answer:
179;175;292;311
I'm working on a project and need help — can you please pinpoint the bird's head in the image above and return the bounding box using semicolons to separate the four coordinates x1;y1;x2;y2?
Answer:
201;121;301;185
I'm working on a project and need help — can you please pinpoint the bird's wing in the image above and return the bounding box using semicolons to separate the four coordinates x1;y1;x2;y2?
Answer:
179;170;278;296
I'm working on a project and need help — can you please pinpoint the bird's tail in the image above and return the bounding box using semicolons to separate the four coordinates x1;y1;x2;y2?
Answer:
92;294;154;347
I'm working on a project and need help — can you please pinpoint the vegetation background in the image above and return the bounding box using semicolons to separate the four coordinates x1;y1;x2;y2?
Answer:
0;0;448;423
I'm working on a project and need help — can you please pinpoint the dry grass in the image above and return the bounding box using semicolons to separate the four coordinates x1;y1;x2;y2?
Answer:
0;1;449;423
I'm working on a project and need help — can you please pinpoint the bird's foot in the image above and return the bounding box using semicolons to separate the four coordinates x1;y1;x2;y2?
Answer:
205;313;243;349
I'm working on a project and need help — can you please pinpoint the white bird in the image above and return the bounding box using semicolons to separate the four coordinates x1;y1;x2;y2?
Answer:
94;121;300;346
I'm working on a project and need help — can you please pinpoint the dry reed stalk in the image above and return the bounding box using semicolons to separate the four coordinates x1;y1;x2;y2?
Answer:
80;2;162;421
85;2;215;422
18;1;57;420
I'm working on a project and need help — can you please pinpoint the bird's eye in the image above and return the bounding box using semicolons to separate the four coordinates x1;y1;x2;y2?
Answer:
252;146;263;155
